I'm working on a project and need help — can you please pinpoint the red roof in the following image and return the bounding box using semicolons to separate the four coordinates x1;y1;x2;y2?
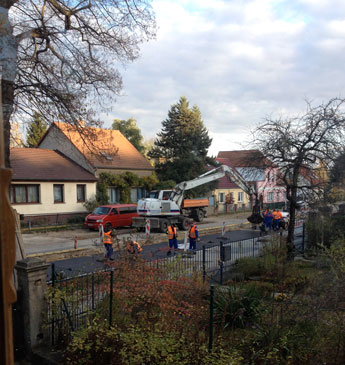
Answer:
207;162;240;189
10;148;98;181
40;122;153;171
217;149;269;167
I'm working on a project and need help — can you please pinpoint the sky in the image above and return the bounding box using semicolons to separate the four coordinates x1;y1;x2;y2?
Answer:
100;0;345;156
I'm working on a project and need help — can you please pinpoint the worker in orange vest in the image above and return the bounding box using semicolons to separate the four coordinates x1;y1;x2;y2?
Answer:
167;223;178;256
189;221;199;253
127;240;142;257
272;209;281;231
103;227;114;261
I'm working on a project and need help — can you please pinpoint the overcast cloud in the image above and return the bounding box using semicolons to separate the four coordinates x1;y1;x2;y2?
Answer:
100;0;345;156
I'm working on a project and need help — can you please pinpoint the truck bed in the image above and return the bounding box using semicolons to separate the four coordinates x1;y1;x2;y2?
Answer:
182;198;209;208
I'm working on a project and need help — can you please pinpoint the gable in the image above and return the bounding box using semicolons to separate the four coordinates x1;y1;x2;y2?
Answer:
44;122;153;171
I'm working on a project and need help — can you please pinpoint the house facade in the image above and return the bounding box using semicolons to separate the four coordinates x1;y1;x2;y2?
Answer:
38;122;154;203
10;148;97;225
217;150;286;209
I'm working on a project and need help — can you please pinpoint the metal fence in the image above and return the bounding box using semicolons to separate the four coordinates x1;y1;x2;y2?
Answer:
45;233;293;346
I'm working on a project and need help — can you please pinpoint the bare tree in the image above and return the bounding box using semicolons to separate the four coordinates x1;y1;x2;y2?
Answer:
251;98;345;251
0;0;156;167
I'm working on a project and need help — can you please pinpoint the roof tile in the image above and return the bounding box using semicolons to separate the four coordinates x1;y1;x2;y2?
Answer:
10;148;98;181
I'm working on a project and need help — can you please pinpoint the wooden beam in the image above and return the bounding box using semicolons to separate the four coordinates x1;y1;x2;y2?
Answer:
0;65;16;364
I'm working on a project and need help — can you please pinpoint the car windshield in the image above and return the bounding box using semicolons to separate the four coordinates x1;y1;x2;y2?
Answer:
149;191;159;199
92;207;110;215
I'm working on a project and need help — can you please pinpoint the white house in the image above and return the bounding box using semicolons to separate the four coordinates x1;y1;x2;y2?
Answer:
10;148;97;225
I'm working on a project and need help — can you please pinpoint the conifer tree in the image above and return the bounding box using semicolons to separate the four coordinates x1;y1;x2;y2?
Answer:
26;112;47;148
149;96;212;185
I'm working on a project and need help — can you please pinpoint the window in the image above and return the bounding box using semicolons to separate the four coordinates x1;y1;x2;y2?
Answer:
54;184;64;203
276;191;280;201
238;192;244;202
131;187;147;202
119;207;129;214
267;192;274;201
108;187;119;203
10;184;40;204
218;192;225;203
162;191;171;200
77;184;86;202
111;208;118;215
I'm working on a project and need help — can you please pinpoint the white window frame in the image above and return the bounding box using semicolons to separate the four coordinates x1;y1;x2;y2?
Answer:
238;192;244;202
218;192;225;203
267;192;274;202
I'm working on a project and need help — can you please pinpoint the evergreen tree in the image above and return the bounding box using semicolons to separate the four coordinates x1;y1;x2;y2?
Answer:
149;96;212;187
112;118;145;154
26;112;47;147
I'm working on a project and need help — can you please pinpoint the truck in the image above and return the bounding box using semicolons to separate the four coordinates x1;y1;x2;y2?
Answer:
132;165;262;232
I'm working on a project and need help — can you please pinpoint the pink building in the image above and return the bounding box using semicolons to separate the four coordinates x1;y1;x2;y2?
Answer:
217;150;286;208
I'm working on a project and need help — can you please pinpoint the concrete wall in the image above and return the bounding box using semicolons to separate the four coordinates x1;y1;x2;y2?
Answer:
11;181;96;216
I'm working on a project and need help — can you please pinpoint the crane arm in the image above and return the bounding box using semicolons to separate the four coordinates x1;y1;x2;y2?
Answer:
170;165;255;207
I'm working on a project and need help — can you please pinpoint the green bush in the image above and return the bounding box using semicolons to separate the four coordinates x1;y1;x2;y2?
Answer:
213;283;265;329
64;321;242;365
234;257;265;279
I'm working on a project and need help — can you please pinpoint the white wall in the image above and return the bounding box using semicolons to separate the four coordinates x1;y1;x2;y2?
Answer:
11;181;96;215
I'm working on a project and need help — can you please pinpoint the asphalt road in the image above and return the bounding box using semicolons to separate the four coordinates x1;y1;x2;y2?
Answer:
48;229;262;279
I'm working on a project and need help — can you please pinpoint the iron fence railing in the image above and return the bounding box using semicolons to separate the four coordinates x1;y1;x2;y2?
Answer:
46;228;306;346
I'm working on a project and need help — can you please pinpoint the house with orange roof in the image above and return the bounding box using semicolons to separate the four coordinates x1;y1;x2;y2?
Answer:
10;148;97;225
38;122;154;203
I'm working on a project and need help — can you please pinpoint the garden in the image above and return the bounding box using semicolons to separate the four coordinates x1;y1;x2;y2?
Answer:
47;214;345;364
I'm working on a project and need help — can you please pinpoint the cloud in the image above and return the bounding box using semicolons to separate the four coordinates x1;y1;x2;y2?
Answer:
102;0;345;156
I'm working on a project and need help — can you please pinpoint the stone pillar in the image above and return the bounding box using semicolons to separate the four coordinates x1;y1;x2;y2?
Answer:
15;258;49;354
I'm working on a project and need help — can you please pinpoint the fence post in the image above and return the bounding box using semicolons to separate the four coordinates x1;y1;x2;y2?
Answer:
219;242;224;285
209;284;214;352
302;223;305;252
15;258;50;354
202;245;206;283
109;270;114;328
252;238;255;256
92;273;95;311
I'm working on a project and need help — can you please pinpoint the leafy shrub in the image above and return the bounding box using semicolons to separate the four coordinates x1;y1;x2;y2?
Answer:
234;257;264;279
83;196;99;212
65;321;243;365
213;283;265;329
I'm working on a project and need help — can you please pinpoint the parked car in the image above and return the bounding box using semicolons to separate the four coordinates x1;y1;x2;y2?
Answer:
84;204;139;231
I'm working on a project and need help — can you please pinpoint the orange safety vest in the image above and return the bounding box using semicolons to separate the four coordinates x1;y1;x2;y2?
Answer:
103;231;113;245
189;225;197;239
168;226;177;240
277;211;283;219
272;211;279;220
127;241;142;253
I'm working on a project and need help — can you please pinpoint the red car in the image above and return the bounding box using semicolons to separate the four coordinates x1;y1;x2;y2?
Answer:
84;204;139;231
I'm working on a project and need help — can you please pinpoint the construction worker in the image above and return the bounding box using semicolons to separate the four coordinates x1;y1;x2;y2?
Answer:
103;227;114;261
264;208;273;231
276;209;283;230
167;223;178;256
272;209;279;231
189;221;199;253
127;240;142;257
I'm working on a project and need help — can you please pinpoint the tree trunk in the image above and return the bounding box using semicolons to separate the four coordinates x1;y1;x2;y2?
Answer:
0;4;17;168
287;186;298;255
